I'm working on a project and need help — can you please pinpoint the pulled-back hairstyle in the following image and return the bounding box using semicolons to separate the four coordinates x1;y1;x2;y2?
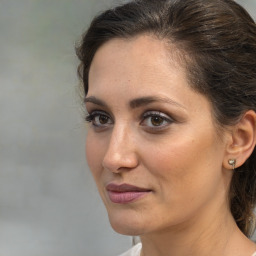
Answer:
76;0;256;237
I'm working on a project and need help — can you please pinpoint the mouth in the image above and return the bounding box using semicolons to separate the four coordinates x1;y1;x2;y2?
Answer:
106;183;152;204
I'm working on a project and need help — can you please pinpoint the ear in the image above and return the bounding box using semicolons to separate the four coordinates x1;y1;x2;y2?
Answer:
223;110;256;170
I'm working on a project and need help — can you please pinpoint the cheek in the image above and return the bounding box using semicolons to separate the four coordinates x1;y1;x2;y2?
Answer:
141;132;224;196
141;134;194;175
85;132;104;180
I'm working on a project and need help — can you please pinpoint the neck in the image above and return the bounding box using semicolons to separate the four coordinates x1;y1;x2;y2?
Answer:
139;204;254;256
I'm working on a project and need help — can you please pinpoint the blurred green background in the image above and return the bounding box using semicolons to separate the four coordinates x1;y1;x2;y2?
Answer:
0;0;255;255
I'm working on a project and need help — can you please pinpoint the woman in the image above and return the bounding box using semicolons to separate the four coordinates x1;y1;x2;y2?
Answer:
76;0;256;255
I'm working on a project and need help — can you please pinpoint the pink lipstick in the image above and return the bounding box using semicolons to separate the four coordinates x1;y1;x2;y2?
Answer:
106;183;151;204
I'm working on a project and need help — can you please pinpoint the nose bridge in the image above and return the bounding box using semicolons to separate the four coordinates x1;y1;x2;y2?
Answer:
102;122;138;172
108;124;128;156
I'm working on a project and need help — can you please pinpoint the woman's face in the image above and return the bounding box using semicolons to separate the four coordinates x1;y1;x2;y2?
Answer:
85;35;231;236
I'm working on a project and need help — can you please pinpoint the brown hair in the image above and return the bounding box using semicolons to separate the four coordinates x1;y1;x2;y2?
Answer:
76;0;256;237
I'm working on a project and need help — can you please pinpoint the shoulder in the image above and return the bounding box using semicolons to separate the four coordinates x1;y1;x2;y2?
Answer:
118;243;142;256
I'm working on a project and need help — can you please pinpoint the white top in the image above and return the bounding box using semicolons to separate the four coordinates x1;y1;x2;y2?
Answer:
118;243;142;256
118;244;256;256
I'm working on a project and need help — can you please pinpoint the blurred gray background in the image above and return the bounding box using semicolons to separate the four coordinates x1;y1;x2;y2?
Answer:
0;0;255;256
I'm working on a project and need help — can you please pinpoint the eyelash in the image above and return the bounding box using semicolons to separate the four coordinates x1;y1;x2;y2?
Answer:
85;110;112;128
85;110;174;131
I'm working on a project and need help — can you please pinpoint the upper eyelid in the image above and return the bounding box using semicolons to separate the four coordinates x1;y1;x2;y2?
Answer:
142;110;175;121
87;109;112;118
143;110;170;117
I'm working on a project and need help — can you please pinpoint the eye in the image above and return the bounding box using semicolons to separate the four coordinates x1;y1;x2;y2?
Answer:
85;111;113;128
141;111;174;129
149;116;165;126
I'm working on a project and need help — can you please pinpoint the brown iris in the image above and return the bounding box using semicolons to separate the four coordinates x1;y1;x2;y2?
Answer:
99;115;109;124
151;116;164;126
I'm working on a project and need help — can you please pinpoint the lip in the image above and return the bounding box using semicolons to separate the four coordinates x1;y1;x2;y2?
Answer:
106;183;152;204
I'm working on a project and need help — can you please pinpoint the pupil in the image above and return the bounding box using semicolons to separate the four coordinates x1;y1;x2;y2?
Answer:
151;116;163;126
99;115;108;124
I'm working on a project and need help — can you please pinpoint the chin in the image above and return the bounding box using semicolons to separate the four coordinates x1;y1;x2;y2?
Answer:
110;221;145;236
107;211;148;236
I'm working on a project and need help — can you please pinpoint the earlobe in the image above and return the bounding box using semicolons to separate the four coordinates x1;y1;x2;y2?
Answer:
228;159;236;170
223;110;256;170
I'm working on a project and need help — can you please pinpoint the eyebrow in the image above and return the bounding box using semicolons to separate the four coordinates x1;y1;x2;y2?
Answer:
84;96;106;106
129;96;186;109
84;96;186;110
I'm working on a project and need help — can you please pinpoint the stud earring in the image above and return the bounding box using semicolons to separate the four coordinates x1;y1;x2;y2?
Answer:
228;159;236;170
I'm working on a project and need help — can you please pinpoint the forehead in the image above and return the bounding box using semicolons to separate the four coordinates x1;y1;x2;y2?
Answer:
88;35;188;95
91;35;171;65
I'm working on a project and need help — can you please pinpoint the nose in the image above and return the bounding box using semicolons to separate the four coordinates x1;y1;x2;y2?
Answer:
102;125;139;173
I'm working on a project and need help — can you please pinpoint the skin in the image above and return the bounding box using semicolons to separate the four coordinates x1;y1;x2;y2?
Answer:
85;35;256;256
